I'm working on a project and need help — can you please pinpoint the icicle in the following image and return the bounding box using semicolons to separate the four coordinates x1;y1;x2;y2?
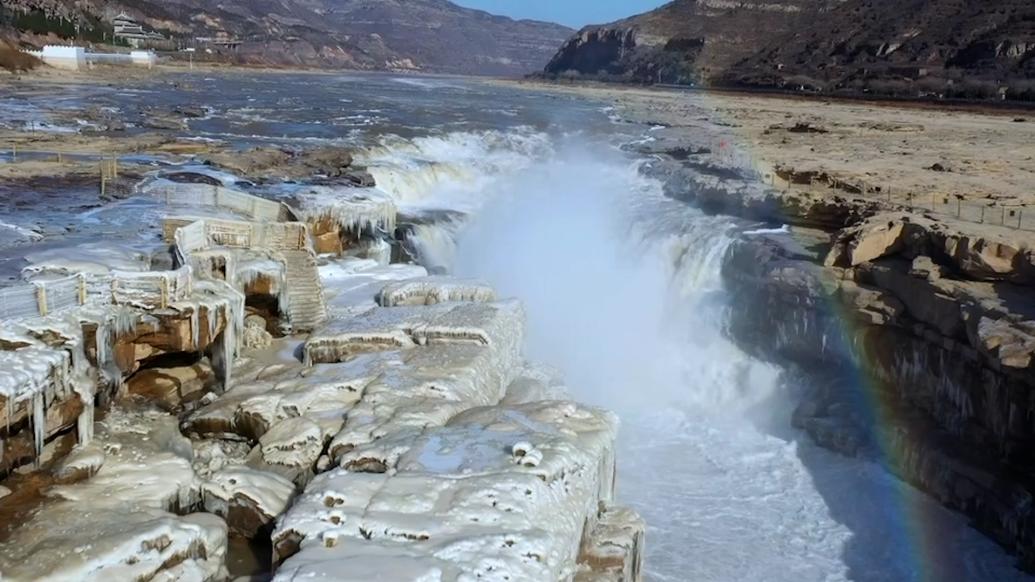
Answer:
32;390;44;465
208;302;222;348
191;307;201;350
95;321;109;368
77;392;94;446
222;324;233;391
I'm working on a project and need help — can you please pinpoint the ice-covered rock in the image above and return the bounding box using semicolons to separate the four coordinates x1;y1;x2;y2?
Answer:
242;314;274;350
304;300;524;365
272;400;618;580
184;355;373;442
0;317;95;471
320;259;429;318
0;407;228;581
246;416;325;486
53;442;106;482
201;466;296;538
293;186;397;239
325;303;526;466
575;506;646;582
125;361;215;411
502;363;570;405
377;276;496;306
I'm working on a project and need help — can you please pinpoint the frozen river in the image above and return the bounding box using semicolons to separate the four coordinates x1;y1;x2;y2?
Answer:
1;71;1029;581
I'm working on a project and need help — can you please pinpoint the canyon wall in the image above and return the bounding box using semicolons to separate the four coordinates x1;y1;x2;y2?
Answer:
543;0;1035;102
653;152;1035;569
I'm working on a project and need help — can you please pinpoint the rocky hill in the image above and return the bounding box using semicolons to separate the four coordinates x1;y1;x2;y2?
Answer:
543;0;844;85
724;0;1035;101
543;0;1035;102
0;0;572;75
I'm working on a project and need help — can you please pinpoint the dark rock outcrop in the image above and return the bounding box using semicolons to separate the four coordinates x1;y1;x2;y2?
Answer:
722;228;1035;569
724;0;1035;101
652;145;1035;569
543;0;843;85
544;0;1035;102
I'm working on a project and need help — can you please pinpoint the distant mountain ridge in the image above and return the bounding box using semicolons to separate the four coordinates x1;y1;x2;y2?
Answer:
543;0;1035;101
544;0;842;84
0;0;573;76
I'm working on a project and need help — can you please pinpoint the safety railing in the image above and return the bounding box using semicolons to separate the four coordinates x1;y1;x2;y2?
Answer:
0;266;194;320
763;170;1035;232
142;181;296;222
168;218;311;253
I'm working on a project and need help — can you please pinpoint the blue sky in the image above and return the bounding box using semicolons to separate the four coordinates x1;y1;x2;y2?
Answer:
453;0;668;28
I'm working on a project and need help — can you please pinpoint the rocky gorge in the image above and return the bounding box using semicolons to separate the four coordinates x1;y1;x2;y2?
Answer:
599;86;1035;569
2;66;1034;579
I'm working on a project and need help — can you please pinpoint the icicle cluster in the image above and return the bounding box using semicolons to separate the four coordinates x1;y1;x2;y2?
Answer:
294;186;398;238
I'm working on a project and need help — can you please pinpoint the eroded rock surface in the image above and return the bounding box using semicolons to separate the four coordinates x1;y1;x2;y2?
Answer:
643;122;1035;568
0;157;643;581
273;400;621;580
0;407;228;581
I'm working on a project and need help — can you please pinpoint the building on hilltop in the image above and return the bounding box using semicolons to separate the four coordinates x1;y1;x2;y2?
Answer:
111;12;167;48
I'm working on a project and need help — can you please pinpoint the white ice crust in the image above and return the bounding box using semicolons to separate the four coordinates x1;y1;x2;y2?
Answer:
0;408;228;582
293;186;397;237
273;401;618;581
1;160;641;582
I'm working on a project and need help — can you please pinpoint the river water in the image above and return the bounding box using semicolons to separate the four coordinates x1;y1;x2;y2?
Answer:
1;72;1030;581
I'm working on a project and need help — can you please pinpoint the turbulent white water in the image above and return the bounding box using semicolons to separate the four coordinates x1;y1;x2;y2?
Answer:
368;130;1029;582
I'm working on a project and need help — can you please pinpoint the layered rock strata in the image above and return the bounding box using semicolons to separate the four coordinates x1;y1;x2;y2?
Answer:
649;126;1035;568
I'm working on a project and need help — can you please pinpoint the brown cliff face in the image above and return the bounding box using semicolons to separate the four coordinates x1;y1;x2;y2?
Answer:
543;0;843;84
1;0;572;75
723;0;1035;100
652;145;1035;571
544;0;1035;101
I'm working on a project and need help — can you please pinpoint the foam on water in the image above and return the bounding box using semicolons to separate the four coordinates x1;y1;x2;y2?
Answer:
356;128;552;208
390;130;1030;581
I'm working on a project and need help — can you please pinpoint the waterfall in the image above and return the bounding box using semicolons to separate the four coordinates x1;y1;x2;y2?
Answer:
377;129;1030;582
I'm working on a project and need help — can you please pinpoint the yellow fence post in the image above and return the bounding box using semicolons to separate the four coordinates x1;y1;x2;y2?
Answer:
78;275;87;305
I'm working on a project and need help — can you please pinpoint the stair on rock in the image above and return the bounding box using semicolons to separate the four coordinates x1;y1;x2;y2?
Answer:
281;250;327;333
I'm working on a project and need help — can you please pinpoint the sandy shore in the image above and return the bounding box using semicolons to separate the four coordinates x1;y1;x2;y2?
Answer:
501;80;1035;212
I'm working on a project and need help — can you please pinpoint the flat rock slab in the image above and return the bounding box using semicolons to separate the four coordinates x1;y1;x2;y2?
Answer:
0;407;227;581
304;300;524;365
378;276;496;307
273;401;618;581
